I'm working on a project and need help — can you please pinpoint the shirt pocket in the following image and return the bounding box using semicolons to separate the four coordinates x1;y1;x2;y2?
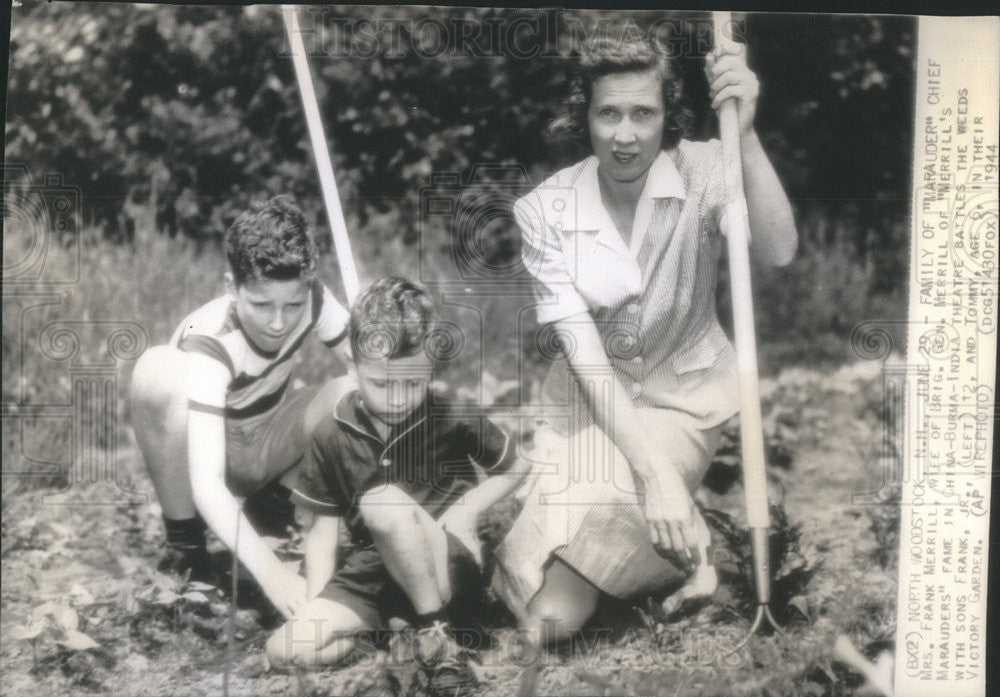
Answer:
670;324;731;377
561;231;641;312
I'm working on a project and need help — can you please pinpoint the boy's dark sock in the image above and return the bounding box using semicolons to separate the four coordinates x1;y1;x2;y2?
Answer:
163;515;208;553
160;516;216;585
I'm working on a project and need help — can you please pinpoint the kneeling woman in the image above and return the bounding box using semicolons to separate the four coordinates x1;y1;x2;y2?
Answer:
493;28;797;668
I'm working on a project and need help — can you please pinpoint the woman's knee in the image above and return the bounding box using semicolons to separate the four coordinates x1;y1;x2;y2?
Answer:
265;622;296;667
526;598;589;641
526;561;601;641
267;615;329;667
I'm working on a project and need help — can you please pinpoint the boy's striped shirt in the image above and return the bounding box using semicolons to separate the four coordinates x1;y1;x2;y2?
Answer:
170;280;348;418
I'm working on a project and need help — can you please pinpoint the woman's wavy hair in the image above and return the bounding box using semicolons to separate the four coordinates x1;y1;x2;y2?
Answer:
548;28;693;151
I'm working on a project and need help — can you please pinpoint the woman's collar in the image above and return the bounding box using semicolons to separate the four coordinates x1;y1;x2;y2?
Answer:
576;150;686;203
573;150;687;257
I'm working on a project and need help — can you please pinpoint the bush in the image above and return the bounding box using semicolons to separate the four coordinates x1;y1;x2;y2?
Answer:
8;5;914;301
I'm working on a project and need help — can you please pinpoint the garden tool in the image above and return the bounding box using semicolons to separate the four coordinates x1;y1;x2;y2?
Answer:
712;11;783;651
282;4;361;303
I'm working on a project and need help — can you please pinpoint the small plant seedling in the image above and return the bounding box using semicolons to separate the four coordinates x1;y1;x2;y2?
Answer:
130;569;267;650
132;572;221;636
12;583;102;678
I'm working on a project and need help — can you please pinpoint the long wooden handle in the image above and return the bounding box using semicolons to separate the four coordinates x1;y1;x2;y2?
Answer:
281;5;360;303
712;12;769;530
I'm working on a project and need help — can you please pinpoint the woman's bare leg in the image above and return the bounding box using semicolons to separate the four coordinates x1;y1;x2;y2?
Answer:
517;558;601;697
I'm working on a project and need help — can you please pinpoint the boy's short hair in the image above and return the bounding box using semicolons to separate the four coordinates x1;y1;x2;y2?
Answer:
349;277;439;361
225;196;316;285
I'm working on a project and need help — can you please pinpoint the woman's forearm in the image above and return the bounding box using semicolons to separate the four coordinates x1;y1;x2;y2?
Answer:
741;130;798;267
555;316;666;483
577;365;661;481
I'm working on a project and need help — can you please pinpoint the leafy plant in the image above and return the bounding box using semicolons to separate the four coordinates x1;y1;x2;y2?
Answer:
703;416;795;495
13;584;99;653
867;482;901;570
134;574;216;609
11;583;114;689
129;567;270;656
130;572;223;644
702;503;820;627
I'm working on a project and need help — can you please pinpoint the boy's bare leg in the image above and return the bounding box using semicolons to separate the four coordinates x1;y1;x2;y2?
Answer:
130;345;196;519
267;598;370;667
358;485;452;615
129;345;218;581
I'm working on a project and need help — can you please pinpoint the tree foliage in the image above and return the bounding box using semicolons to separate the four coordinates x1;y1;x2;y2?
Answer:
7;4;914;298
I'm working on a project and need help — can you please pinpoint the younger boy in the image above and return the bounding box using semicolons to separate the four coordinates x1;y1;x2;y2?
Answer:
266;277;527;692
130;196;350;618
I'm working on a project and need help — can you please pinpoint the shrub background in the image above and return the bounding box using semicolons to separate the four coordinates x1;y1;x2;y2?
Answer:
5;5;914;393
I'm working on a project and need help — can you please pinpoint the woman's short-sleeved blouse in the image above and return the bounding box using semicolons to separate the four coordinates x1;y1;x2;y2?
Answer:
515;139;739;430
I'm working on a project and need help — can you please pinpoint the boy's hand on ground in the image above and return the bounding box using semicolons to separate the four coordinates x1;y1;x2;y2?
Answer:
438;504;483;566
260;567;308;619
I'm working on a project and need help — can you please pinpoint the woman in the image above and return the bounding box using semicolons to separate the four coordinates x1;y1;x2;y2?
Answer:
492;28;797;660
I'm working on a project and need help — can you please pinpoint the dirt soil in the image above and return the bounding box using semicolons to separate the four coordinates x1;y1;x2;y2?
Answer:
1;363;898;697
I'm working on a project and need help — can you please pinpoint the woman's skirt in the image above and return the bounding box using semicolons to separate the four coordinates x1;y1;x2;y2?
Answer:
491;407;722;624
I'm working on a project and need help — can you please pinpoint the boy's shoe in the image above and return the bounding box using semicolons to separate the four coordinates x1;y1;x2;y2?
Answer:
413;621;479;697
157;545;218;587
386;622;479;697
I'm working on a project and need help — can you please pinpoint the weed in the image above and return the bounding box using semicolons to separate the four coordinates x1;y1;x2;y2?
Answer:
867;482;901;570
703;415;795;496
11;583;115;690
128;571;252;649
703;503;821;627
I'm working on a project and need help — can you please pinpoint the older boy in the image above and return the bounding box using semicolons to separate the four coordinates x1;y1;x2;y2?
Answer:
130;196;350;618
266;278;526;693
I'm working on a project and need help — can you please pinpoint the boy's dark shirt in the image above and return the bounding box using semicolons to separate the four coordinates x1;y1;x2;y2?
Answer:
291;377;516;546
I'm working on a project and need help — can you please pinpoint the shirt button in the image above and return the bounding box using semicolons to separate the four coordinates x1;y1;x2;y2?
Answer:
380;458;391;467
629;382;642;398
631;356;644;367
